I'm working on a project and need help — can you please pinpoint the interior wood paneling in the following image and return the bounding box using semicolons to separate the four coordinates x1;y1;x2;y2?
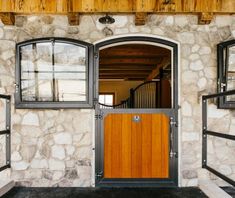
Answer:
104;113;169;178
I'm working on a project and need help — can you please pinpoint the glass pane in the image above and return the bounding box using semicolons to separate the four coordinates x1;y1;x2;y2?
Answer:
227;46;235;101
21;42;53;101
0;99;6;131
54;42;87;102
99;95;105;104
0;135;6;167
20;42;87;102
105;95;113;105
99;94;113;106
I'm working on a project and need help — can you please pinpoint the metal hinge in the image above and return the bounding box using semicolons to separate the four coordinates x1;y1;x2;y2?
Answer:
14;83;19;93
170;117;177;127
221;82;226;89
96;171;103;178
170;151;178;158
95;114;103;120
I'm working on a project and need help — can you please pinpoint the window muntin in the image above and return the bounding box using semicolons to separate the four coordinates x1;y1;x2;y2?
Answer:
16;38;93;108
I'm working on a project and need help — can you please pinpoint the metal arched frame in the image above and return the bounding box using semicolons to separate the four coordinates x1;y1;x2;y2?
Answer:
94;35;179;187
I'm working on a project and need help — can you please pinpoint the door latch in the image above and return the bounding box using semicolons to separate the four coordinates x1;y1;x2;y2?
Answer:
170;151;178;158
170;117;177;127
96;171;103;178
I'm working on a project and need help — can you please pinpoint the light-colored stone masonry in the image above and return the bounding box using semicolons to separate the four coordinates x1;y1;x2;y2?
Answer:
0;14;234;187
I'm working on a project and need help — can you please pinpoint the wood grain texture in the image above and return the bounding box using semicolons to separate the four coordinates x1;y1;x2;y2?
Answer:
104;113;169;178
0;0;234;13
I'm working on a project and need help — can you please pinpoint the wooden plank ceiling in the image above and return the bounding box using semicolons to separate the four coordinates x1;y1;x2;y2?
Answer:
0;0;235;25
99;44;171;81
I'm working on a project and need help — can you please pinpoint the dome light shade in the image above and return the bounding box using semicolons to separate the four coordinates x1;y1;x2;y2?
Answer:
99;14;115;24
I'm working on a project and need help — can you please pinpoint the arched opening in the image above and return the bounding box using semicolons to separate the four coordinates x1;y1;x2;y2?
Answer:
98;43;172;109
94;35;179;187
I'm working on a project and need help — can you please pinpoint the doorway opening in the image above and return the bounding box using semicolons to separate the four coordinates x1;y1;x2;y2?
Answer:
98;44;172;109
94;36;178;187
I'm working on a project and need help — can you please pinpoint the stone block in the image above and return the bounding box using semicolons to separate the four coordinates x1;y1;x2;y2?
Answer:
54;133;72;145
22;112;39;126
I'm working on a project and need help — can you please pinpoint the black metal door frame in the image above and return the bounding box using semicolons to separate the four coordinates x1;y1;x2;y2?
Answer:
0;94;11;172
94;36;179;187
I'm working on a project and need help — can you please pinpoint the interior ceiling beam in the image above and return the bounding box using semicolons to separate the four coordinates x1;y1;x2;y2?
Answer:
99;58;162;65
146;57;171;81
0;0;235;25
99;67;154;71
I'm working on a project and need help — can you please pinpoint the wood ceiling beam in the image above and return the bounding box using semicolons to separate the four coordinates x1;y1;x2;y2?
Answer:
0;1;235;25
198;12;213;25
0;12;14;25
68;12;79;25
146;57;170;81
135;12;147;26
99;67;154;71
99;58;162;65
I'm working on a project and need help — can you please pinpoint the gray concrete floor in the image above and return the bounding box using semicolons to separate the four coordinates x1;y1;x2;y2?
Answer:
2;187;208;198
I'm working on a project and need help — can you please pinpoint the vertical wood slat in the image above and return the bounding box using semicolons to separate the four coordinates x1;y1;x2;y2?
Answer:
121;114;132;177
110;114;122;178
151;114;162;177
104;113;169;178
161;114;169;178
141;114;152;177
131;114;142;177
104;114;112;177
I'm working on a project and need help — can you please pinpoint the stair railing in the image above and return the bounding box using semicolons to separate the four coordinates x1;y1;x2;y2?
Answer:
0;94;11;172
202;90;235;186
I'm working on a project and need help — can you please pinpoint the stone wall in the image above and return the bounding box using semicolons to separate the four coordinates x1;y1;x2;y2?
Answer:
0;14;234;187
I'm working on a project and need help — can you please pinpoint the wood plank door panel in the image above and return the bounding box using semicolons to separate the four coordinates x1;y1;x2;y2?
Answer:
104;113;169;178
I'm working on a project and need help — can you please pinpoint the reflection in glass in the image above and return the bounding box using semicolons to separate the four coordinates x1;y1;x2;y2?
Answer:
20;42;87;102
227;46;235;101
0;99;6;131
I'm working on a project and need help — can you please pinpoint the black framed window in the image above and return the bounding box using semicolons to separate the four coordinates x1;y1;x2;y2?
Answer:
218;39;235;109
15;37;93;109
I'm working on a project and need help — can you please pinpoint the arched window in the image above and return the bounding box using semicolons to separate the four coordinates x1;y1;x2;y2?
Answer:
15;37;93;108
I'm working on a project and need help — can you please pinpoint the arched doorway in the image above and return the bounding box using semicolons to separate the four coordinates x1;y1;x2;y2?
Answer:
94;35;179;187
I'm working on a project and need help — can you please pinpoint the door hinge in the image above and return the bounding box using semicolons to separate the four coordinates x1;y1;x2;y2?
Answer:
96;171;103;178
95;114;103;120
170;117;177;127
170;151;178;158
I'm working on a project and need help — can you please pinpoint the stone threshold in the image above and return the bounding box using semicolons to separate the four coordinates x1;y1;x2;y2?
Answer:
199;179;232;198
0;180;15;197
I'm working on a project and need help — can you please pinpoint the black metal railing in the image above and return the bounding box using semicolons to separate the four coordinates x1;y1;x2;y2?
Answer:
99;81;160;109
202;90;235;186
0;94;11;172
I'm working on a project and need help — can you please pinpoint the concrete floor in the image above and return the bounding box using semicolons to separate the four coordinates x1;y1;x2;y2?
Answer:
2;187;208;198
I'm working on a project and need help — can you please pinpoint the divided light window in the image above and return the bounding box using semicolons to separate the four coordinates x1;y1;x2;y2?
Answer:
218;39;235;109
15;38;93;108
